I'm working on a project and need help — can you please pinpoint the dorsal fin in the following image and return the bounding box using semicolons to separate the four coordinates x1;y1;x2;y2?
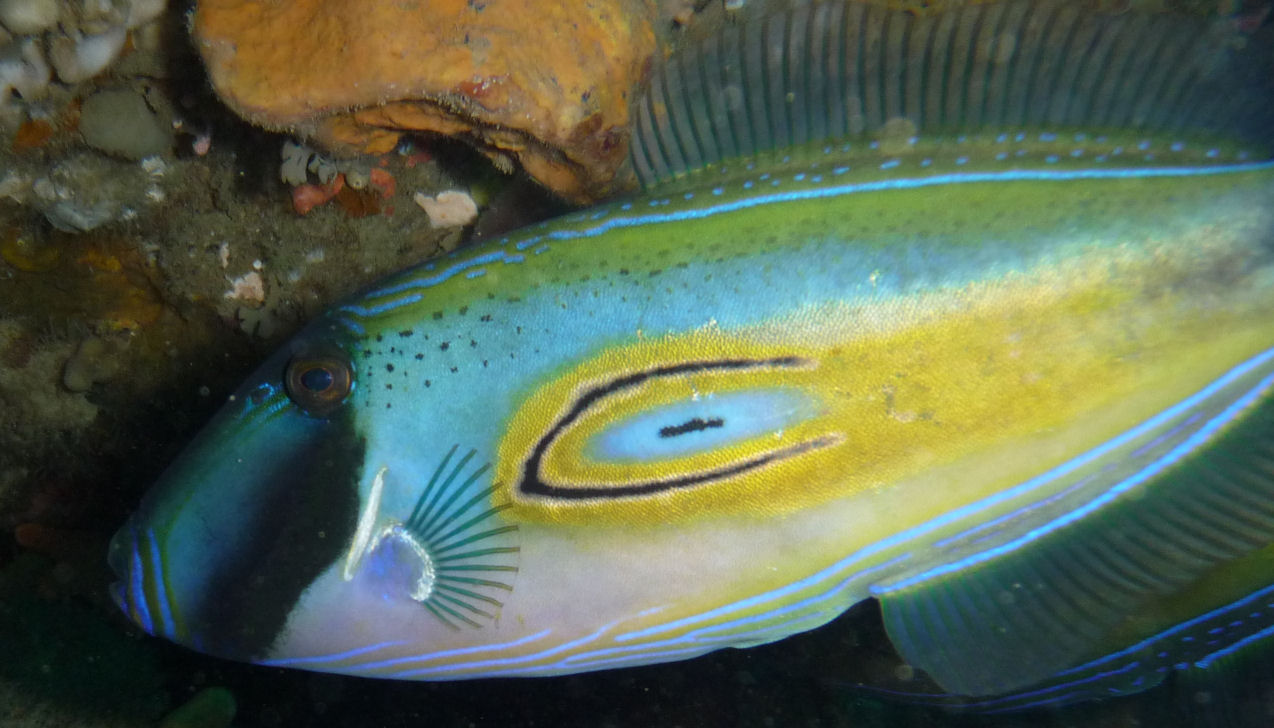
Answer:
631;0;1274;186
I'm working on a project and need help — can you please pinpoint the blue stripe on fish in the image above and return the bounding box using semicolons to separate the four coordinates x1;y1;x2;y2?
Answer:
337;161;1273;323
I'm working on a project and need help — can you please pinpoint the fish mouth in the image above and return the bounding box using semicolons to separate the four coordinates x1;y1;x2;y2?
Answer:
106;518;175;640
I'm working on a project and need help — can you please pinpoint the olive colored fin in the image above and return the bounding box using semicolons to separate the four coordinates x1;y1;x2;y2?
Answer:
873;353;1274;698
631;0;1274;185
865;574;1274;713
946;555;1274;713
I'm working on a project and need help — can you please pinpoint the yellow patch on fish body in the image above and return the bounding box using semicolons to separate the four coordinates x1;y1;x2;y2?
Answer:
498;168;1274;531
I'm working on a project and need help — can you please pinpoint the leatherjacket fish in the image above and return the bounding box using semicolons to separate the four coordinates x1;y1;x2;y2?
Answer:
110;0;1274;710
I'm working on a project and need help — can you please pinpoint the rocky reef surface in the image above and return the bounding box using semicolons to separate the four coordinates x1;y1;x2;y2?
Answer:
0;3;570;726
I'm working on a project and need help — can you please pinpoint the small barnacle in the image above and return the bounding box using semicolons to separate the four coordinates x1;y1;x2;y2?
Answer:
280;138;340;185
343;165;370;190
307;152;339;185
280;140;311;186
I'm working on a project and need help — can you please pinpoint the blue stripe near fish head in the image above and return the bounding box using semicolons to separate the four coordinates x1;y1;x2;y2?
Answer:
107;524;180;641
109;330;365;660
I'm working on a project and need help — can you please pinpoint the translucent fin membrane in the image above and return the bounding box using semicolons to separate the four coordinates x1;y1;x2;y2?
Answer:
631;0;1274;186
877;363;1274;699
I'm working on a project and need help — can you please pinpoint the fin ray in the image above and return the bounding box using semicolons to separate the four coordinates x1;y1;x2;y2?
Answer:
874;358;1274;697
632;0;1273;186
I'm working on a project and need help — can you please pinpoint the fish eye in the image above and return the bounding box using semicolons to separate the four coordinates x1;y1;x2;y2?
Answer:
284;347;354;417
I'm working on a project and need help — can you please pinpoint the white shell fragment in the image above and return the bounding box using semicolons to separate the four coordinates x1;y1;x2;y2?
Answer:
126;0;167;29
413;190;478;228
279;140;310;186
49;25;126;83
224;271;266;307
0;0;59;35
0;38;51;115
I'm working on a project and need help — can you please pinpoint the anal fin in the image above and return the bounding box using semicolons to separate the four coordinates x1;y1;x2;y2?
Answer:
873;351;1274;698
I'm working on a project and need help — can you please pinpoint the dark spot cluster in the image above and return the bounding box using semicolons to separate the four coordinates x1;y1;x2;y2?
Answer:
350;295;527;408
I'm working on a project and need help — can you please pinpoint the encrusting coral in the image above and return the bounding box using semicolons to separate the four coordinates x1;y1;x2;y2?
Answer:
192;0;659;203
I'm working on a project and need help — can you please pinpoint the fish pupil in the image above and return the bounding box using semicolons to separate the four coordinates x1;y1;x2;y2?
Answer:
300;366;334;393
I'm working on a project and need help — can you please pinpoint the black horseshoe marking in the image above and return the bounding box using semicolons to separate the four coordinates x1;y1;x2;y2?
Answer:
518;356;834;500
659;417;725;438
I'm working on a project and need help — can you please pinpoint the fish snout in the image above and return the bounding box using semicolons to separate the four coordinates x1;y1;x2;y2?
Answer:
107;519;175;640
